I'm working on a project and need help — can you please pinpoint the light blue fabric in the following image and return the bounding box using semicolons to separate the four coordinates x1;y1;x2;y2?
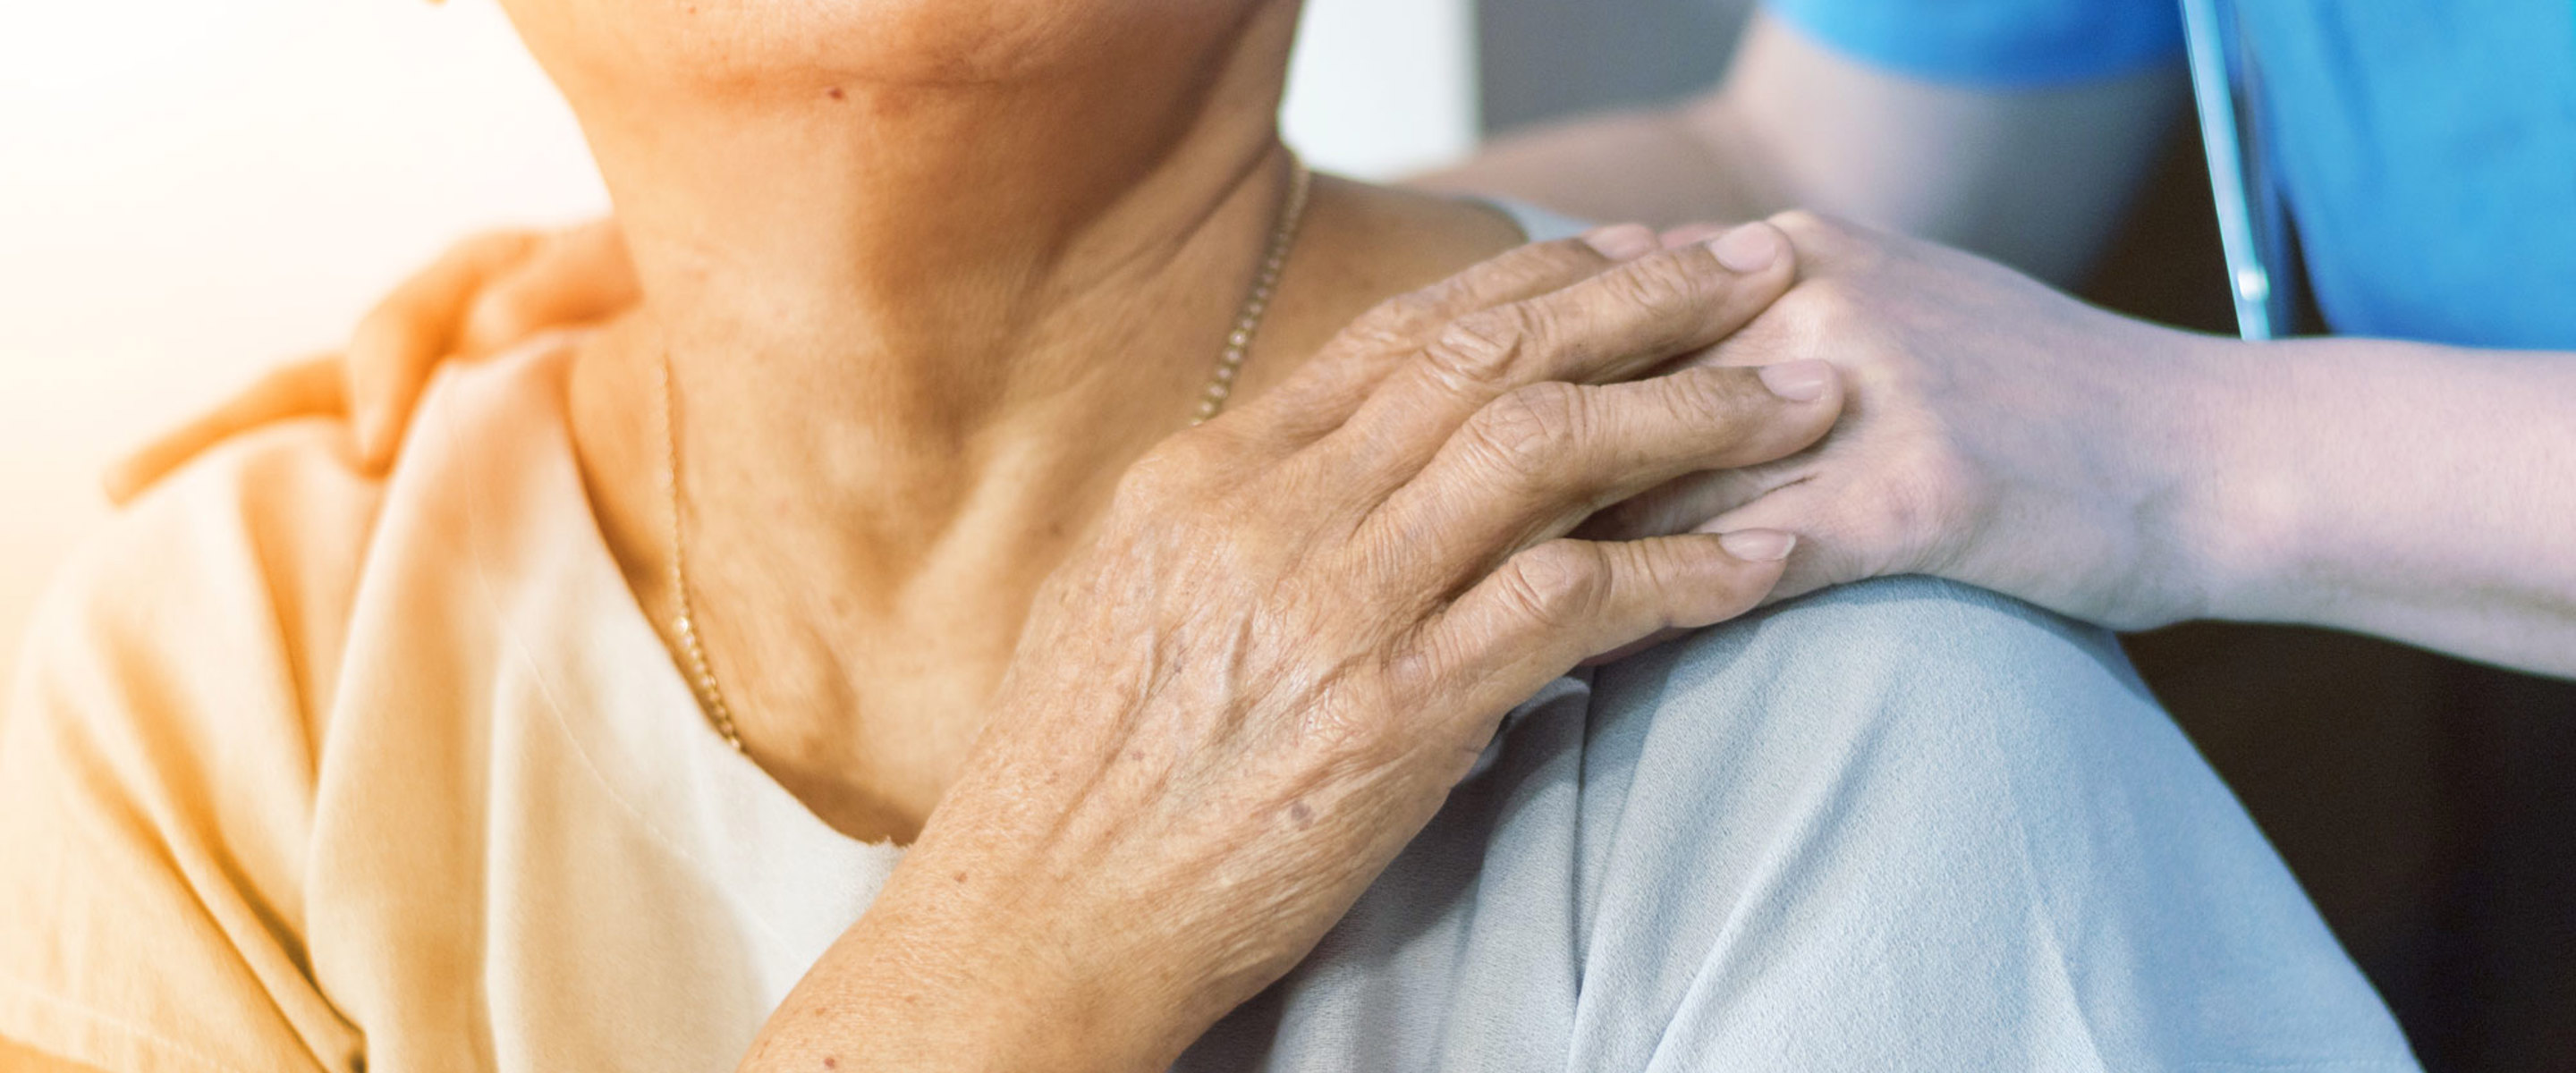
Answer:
1764;0;2184;87
1179;579;2419;1070
1767;0;2576;348
2233;1;2576;348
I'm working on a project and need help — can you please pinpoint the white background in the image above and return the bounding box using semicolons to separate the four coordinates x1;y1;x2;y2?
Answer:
0;0;1478;658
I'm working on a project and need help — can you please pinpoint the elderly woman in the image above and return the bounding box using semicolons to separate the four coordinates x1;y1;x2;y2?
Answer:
0;1;2414;1070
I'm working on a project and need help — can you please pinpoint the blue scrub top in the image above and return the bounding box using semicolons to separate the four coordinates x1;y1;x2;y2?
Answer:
1765;0;2576;351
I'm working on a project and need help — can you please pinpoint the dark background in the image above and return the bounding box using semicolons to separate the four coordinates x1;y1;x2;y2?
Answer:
1472;3;2576;1069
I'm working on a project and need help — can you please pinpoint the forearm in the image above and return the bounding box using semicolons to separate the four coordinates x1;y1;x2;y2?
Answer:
1410;13;2186;285
734;834;1201;1073
2197;337;2576;677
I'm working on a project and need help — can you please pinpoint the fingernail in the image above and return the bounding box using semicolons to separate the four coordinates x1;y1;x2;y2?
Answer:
1581;224;1658;261
1718;529;1798;562
1709;223;1783;273
1757;359;1833;403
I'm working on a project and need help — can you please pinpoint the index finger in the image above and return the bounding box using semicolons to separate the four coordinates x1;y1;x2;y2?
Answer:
1231;227;1657;444
1323;222;1796;499
345;230;544;467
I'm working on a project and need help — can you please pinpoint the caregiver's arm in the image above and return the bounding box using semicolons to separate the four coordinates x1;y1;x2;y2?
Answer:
1412;11;2187;285
2196;338;2576;678
1627;213;2576;679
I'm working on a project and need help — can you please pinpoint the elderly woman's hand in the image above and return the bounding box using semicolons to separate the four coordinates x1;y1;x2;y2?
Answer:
738;226;1841;1072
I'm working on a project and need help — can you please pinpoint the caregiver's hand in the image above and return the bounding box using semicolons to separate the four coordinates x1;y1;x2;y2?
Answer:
1594;212;2239;632
100;218;638;503
736;229;1839;1073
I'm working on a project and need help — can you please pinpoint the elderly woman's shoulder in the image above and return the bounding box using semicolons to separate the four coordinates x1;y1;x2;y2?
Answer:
1192;579;2414;1069
22;340;580;712
0;350;584;1073
36;415;386;690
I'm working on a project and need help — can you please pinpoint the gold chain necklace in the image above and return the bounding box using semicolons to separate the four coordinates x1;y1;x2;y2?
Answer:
659;155;1314;752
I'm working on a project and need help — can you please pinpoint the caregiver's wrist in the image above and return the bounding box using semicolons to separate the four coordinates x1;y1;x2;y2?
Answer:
2157;332;2316;626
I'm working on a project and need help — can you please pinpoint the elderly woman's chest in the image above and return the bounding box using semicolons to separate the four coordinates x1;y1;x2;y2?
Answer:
292;568;902;1071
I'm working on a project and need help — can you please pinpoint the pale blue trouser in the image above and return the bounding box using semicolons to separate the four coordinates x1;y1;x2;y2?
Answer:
1179;578;2420;1071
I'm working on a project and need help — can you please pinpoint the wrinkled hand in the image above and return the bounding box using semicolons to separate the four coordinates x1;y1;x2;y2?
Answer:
739;227;1843;1072
102;218;638;502
1592;213;2232;631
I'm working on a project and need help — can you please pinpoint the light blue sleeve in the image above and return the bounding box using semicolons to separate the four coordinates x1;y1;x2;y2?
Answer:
1763;0;2186;87
1564;579;2416;1069
1181;578;2419;1071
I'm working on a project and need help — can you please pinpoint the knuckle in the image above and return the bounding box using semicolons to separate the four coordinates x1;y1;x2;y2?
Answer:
1462;381;1588;487
1352;289;1449;342
1598;253;1704;316
1497;542;1609;626
1775;278;1871;341
1422;305;1540;390
1624;539;1694;596
1665;368;1767;435
1868;439;1982;553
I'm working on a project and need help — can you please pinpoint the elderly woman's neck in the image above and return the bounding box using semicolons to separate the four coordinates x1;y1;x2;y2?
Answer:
634;137;1290;441
564;8;1305;467
558;31;1378;588
555;80;1523;841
